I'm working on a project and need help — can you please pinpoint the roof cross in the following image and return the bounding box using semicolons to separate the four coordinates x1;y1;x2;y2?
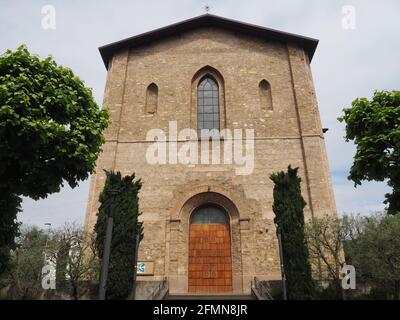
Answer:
204;4;211;14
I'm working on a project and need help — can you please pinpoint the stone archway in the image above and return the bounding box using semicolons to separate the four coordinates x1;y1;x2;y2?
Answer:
167;190;243;294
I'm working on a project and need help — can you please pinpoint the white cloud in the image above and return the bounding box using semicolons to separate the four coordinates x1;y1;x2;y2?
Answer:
333;177;390;215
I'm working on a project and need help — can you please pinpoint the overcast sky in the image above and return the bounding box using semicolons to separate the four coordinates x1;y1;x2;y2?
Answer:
1;0;399;228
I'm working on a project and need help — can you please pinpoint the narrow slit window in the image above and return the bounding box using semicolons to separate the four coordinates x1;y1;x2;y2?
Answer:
259;80;273;111
146;83;158;114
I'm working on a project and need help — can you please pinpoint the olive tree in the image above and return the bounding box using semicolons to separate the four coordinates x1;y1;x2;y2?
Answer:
350;214;400;299
4;226;49;299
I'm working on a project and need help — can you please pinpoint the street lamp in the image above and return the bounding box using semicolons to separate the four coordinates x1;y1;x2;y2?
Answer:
98;188;120;300
43;223;52;263
44;223;52;247
131;223;141;300
276;225;287;300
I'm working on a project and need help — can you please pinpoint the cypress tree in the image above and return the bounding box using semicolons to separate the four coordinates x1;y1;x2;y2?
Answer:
270;165;313;299
94;171;143;299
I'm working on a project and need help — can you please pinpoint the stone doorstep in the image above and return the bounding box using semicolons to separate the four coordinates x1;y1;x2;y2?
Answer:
164;294;253;300
164;293;254;300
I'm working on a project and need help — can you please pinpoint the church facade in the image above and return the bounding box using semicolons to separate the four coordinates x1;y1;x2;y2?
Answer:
84;14;337;296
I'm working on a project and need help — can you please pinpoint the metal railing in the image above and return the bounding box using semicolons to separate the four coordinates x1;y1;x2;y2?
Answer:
147;277;168;300
252;277;274;300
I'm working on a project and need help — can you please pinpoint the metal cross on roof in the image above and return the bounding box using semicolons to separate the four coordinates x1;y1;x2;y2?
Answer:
204;4;211;13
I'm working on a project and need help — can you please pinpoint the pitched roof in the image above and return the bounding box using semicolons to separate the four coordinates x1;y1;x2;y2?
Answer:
99;14;319;69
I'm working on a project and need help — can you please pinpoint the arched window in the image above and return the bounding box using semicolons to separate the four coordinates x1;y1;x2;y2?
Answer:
190;205;229;224
146;83;158;114
259;79;273;111
197;76;220;136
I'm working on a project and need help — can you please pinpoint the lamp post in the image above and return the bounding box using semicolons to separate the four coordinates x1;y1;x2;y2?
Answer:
276;225;287;300
43;223;52;261
98;188;120;300
131;223;141;300
44;223;52;243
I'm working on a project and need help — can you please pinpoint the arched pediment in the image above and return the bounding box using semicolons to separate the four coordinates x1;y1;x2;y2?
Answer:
192;65;224;84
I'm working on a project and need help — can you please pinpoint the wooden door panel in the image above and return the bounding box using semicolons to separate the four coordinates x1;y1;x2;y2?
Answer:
188;224;232;293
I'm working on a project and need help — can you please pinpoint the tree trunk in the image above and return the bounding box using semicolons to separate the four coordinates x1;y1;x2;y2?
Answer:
71;284;78;300
336;278;346;300
341;286;347;300
22;286;30;300
395;280;400;300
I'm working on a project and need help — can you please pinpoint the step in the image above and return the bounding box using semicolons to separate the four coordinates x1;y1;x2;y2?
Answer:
165;294;254;300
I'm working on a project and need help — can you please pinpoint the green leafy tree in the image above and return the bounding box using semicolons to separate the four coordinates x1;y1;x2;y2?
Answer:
0;45;109;275
349;214;400;299
270;165;314;299
338;90;400;214
3;226;49;299
94;171;143;300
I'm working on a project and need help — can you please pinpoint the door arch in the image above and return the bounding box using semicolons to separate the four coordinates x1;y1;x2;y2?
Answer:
188;205;232;292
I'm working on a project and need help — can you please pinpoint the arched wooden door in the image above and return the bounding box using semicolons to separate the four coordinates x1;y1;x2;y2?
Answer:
188;205;232;292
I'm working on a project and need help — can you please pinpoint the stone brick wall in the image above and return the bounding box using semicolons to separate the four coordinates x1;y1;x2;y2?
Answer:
84;27;337;295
